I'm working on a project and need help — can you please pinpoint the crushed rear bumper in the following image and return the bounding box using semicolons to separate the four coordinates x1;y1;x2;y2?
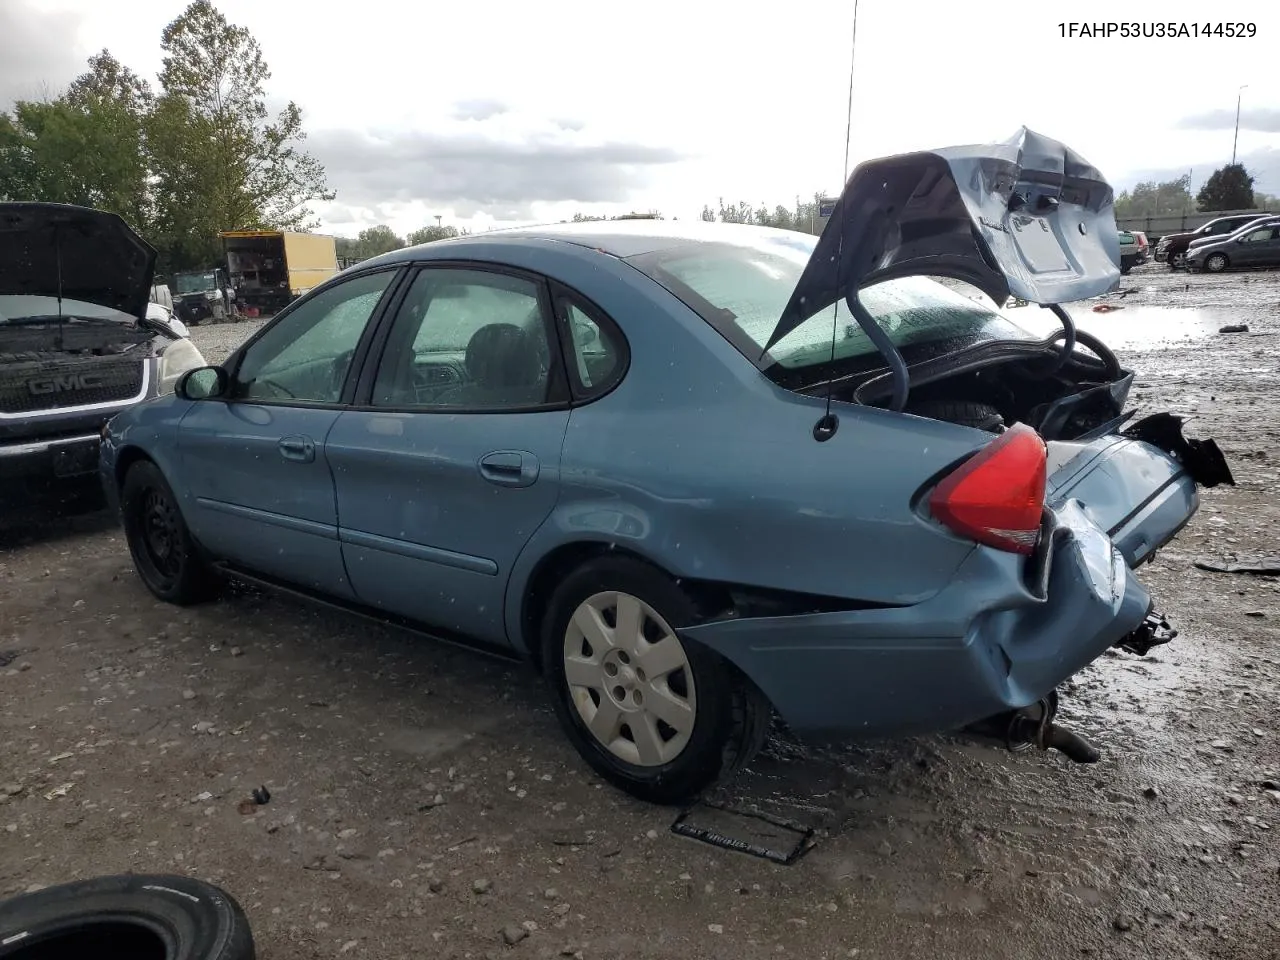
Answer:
680;501;1152;738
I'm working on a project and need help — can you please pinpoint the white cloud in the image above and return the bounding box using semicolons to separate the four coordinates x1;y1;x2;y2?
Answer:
7;0;1279;235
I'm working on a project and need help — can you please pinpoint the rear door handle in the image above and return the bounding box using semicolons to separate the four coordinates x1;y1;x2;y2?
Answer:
278;435;315;463
478;450;539;487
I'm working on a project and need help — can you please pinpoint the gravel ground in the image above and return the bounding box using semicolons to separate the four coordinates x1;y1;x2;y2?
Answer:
2;263;1279;960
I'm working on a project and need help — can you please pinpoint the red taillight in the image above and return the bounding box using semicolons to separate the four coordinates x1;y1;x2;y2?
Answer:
928;423;1047;555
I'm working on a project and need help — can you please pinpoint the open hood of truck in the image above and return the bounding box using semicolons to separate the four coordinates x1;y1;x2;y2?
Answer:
764;127;1120;354
0;202;157;321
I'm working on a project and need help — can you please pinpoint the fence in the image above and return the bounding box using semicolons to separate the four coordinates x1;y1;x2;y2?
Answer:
1117;208;1275;238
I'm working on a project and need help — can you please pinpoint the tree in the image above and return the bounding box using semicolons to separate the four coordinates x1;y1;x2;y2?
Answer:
1113;175;1193;219
353;224;404;259
406;224;461;245
148;0;333;268
699;192;828;234
0;51;151;227
1197;164;1256;212
566;211;662;223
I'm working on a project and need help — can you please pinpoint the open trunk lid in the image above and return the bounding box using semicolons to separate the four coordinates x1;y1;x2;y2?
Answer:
766;126;1120;356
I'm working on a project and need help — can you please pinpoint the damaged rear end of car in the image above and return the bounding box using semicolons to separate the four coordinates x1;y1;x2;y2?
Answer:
676;127;1233;763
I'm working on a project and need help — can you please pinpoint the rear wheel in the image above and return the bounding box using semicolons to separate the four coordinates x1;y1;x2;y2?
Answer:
1205;252;1229;273
121;460;219;605
541;556;768;804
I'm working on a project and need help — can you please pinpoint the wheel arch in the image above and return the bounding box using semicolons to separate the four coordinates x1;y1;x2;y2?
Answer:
514;540;738;672
113;443;155;490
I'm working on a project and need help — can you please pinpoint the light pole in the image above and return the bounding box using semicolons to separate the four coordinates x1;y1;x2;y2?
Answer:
1232;84;1248;166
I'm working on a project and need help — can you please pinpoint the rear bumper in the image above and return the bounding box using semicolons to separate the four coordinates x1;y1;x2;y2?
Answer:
680;500;1151;738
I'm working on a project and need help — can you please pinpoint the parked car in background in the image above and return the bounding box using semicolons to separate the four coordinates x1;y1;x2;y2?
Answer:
1186;217;1280;273
99;130;1232;803
1118;230;1142;273
1;202;206;507
149;282;173;314
173;268;233;325
1131;231;1150;262
1155;213;1271;269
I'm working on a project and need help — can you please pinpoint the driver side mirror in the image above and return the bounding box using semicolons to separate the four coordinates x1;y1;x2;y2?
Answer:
176;365;229;401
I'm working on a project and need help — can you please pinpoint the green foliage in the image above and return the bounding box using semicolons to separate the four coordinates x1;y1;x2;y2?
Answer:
0;2;332;274
1197;164;1256;212
353;224;404;258
333;223;469;263
1113;174;1193;219
406;224;462;245
0;51;151;227
698;193;829;234
568;210;662;222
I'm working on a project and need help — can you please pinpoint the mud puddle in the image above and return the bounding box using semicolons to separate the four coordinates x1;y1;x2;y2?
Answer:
1067;304;1238;351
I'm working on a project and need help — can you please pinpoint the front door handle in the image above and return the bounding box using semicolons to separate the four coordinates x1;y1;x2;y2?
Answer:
478;450;539;487
278;435;316;463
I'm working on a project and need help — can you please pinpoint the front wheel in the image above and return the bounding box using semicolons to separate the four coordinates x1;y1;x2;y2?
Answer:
541;557;768;804
1205;252;1229;273
121;460;220;605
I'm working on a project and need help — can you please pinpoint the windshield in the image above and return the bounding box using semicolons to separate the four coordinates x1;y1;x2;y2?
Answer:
0;295;136;325
175;273;217;294
625;233;1055;374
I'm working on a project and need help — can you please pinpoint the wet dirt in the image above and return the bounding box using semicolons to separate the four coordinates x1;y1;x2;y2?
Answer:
2;262;1279;959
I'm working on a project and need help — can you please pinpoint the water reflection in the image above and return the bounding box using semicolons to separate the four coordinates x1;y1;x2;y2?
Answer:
1063;305;1236;351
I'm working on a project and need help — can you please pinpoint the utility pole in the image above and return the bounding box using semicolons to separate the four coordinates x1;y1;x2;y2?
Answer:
1232;85;1248;166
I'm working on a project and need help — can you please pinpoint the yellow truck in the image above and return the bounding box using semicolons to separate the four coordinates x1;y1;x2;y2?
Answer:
218;230;339;315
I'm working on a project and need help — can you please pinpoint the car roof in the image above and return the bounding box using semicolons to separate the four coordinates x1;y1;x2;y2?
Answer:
371;219;815;264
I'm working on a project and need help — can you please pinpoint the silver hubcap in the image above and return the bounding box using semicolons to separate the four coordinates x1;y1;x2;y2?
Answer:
562;591;697;767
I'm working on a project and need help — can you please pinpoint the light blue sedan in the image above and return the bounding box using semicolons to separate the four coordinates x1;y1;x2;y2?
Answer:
101;129;1232;803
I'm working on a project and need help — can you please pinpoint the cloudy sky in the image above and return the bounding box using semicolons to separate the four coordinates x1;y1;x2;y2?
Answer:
3;0;1277;237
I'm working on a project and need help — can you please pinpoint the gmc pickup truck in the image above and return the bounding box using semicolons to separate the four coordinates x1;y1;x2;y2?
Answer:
1;202;206;509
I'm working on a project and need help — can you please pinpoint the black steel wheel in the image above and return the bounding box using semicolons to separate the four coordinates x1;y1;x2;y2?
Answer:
121;460;219;605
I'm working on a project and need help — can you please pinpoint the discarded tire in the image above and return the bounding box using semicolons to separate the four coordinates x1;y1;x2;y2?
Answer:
0;874;253;960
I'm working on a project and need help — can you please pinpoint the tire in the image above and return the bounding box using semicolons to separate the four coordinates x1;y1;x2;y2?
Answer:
121;460;219;605
905;400;1004;432
541;556;769;805
0;873;254;960
1167;252;1183;270
1205;252;1229;273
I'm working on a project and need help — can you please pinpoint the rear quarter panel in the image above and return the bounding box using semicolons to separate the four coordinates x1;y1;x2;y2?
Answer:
427;241;991;652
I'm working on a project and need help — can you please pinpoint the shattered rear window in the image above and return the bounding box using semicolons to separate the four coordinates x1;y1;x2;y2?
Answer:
627;237;1049;373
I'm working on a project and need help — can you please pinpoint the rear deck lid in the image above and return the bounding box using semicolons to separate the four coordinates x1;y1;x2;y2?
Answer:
0;202;157;322
765;127;1120;355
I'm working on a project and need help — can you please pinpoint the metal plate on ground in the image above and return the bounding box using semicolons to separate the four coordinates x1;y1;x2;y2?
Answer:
671;801;816;865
